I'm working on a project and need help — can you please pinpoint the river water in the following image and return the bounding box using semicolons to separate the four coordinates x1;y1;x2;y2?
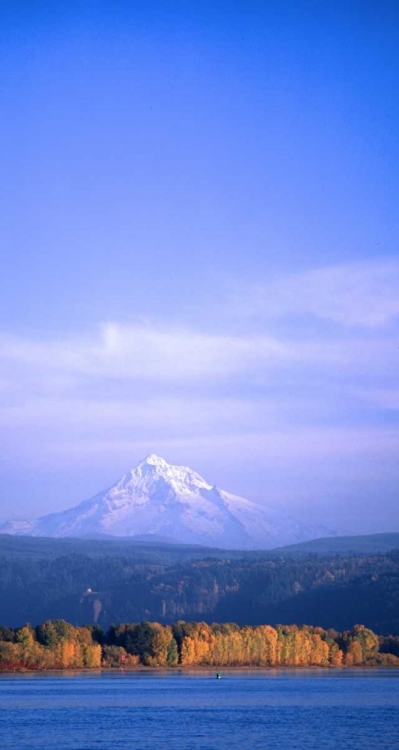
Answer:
1;670;398;749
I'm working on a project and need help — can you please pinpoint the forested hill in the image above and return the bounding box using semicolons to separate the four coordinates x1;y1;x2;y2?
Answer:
0;534;226;563
275;533;399;555
0;534;399;634
2;531;399;559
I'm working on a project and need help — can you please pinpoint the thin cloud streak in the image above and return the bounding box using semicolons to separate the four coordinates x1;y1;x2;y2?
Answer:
0;325;292;382
236;259;399;328
0;322;397;391
353;388;399;410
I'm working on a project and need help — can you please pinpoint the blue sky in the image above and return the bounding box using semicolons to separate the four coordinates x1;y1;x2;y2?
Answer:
0;0;398;533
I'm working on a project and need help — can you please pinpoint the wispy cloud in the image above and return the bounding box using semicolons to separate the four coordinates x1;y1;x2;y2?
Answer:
236;258;399;328
353;388;399;410
0;324;291;384
0;318;396;394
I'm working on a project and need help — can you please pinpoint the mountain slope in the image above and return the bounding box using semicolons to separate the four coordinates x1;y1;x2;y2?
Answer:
0;454;334;549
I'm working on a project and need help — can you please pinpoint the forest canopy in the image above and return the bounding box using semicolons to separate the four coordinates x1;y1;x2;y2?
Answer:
0;619;399;671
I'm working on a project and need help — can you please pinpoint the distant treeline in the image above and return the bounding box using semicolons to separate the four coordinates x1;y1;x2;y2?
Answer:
1;620;399;671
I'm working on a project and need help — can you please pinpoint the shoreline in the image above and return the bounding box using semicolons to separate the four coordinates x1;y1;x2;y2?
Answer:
1;663;399;674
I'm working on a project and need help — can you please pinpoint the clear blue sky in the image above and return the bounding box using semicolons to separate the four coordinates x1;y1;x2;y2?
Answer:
0;0;398;533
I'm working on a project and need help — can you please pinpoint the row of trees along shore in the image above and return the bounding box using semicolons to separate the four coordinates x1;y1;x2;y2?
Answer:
0;620;399;671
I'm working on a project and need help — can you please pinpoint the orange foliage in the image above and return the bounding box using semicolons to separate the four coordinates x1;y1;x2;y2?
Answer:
0;619;396;671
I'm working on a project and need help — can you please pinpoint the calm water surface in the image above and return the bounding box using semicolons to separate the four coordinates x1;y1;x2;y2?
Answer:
1;670;398;749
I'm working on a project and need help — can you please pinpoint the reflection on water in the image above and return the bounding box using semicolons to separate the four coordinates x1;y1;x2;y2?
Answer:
1;670;398;749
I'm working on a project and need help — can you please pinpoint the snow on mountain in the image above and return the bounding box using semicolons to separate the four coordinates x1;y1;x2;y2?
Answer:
0;454;335;549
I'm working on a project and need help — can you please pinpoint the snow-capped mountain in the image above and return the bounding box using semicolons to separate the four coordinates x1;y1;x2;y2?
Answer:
0;454;335;549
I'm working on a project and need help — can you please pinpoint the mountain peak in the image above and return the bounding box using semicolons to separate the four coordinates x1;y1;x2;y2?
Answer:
140;453;169;468
0;454;336;548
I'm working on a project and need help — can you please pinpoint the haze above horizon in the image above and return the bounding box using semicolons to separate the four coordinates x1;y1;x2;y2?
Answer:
0;1;398;534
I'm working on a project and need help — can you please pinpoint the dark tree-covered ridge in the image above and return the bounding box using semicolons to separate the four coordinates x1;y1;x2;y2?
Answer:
0;535;399;635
